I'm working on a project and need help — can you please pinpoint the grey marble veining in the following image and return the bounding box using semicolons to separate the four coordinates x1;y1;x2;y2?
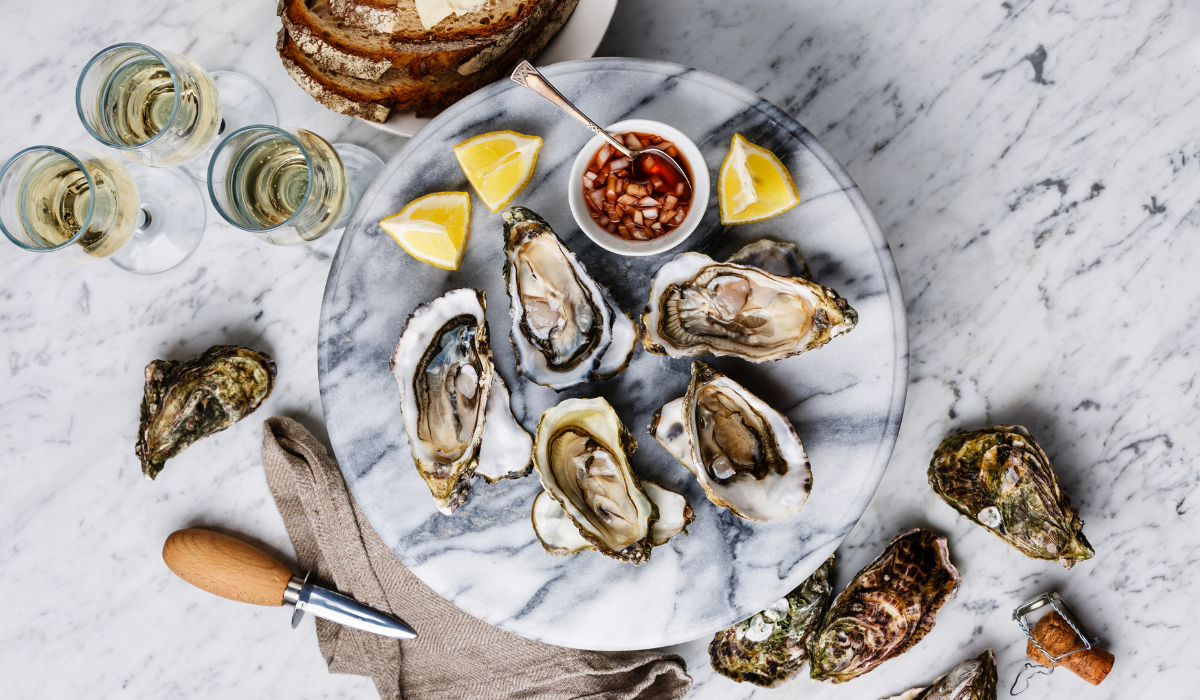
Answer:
319;59;906;650
2;0;1199;697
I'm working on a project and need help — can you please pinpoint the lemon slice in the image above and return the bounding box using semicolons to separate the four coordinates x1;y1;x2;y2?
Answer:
718;134;800;224
453;130;542;212
380;192;471;270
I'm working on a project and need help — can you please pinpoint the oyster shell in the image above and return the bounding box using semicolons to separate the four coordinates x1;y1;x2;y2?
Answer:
929;425;1093;569
391;289;495;514
136;345;276;480
532;397;660;564
532;480;693;556
502;207;636;389
474;373;534;484
882;649;997;700
709;555;835;687
725;239;811;280
640;251;856;362
649;361;813;521
809;529;961;683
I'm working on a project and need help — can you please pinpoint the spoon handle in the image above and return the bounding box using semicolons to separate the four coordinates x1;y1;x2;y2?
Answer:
511;61;633;159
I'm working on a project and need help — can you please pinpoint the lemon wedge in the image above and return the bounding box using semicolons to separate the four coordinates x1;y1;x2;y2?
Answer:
380;192;471;270
718;134;800;224
453;130;542;212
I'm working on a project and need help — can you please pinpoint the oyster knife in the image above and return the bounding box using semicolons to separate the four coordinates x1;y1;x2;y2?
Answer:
162;528;416;640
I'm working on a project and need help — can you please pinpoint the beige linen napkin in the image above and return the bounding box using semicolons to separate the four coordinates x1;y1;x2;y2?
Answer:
261;416;692;700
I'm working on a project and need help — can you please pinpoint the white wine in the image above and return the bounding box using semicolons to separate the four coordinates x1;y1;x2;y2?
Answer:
229;137;312;229
19;151;139;259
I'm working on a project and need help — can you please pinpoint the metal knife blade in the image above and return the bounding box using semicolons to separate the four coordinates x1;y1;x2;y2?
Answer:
285;573;417;639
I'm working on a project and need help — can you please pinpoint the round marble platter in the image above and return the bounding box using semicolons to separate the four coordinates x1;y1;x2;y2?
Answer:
318;58;907;651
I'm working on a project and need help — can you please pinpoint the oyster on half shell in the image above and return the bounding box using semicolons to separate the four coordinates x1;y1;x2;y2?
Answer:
649;361;813;521
532;397;666;564
709;555;835;687
929;425;1094;569
503;207;636;389
809;529;961;683
640;251;856;362
136;345;276;480
882;649;997;700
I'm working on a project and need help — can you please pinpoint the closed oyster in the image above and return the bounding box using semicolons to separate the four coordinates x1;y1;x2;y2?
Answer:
725;239;811;280
649;361;812;521
532;480;693;556
532;397;660;564
881;649;997;700
502;207;636;389
136;345;275;480
709;555;835;687
929;426;1093;569
809;529;961;683
391;289;495;514
640;251;856;362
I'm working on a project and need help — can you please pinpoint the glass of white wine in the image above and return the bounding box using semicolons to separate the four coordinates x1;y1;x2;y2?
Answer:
208;126;383;246
0;146;140;265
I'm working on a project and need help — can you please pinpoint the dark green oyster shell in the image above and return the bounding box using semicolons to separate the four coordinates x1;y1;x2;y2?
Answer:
883;649;997;700
136;345;276;480
809;529;960;683
929;425;1094;569
709;555;834;687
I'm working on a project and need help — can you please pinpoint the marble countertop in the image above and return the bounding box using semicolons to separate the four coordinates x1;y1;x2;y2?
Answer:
2;0;1196;698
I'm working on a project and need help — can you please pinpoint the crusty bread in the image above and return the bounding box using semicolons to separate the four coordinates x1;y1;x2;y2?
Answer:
277;0;576;120
329;0;546;52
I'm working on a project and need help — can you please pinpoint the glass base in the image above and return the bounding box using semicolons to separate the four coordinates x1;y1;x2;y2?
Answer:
110;164;205;274
181;71;278;181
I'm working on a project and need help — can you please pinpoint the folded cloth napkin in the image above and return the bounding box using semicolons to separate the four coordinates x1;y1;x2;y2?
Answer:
261;416;692;700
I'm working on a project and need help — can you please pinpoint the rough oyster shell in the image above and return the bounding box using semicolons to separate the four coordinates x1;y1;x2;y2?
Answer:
649;361;813;521
502;207;636;389
640;251;856;362
881;649;997;700
532;397;661;564
136;345;275;480
808;529;961;683
929;425;1094;568
709;555;835;687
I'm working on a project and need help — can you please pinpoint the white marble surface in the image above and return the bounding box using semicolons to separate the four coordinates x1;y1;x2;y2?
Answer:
1;0;1197;698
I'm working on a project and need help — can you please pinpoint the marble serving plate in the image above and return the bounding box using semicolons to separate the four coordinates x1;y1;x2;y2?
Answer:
318;58;907;651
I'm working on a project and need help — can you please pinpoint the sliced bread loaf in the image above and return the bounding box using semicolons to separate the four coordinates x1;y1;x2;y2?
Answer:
329;0;546;52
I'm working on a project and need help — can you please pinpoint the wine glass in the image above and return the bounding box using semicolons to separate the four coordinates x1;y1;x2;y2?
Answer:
208;125;383;246
0;146;141;265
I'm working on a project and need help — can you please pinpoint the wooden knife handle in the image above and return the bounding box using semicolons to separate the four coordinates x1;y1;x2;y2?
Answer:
163;529;294;606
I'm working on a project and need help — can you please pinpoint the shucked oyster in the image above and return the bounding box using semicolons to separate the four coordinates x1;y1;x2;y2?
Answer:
929;426;1094;569
640;251;856;362
881;649;997;700
391;288;532;514
531;397;676;564
503;207;636;389
648;361;813;521
137;345;275;480
709;555;835;687
809;529;961;683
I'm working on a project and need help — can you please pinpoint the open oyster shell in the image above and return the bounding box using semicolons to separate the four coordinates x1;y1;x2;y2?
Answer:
649;361;813;521
532;397;668;564
881;649;997;700
809;529;961;683
136;345;275;480
502;207;636;389
709;555;835;687
532;480;694;556
640;251;856;362
929;425;1094;568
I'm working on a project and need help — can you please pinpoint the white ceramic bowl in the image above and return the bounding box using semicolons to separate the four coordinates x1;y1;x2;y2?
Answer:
567;119;709;256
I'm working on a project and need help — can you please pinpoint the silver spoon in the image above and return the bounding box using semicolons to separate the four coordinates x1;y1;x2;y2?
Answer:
510;61;692;198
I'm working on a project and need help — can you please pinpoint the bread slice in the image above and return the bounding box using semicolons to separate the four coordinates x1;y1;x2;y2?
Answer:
278;0;576;120
329;0;546;52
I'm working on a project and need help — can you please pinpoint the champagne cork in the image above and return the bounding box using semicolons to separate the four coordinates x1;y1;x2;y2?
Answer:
1026;610;1114;685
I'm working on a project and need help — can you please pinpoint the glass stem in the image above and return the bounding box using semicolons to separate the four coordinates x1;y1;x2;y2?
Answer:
137;207;152;230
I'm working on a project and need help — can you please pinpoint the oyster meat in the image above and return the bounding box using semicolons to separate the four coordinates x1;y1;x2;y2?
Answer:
930;425;1093;569
809;529;961;683
136;345;276;480
640;251;856;362
881;649;997;700
531;397;681;564
649;361;813;521
503;207;636;389
709;555;835;687
725;239;811;280
532;479;693;556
